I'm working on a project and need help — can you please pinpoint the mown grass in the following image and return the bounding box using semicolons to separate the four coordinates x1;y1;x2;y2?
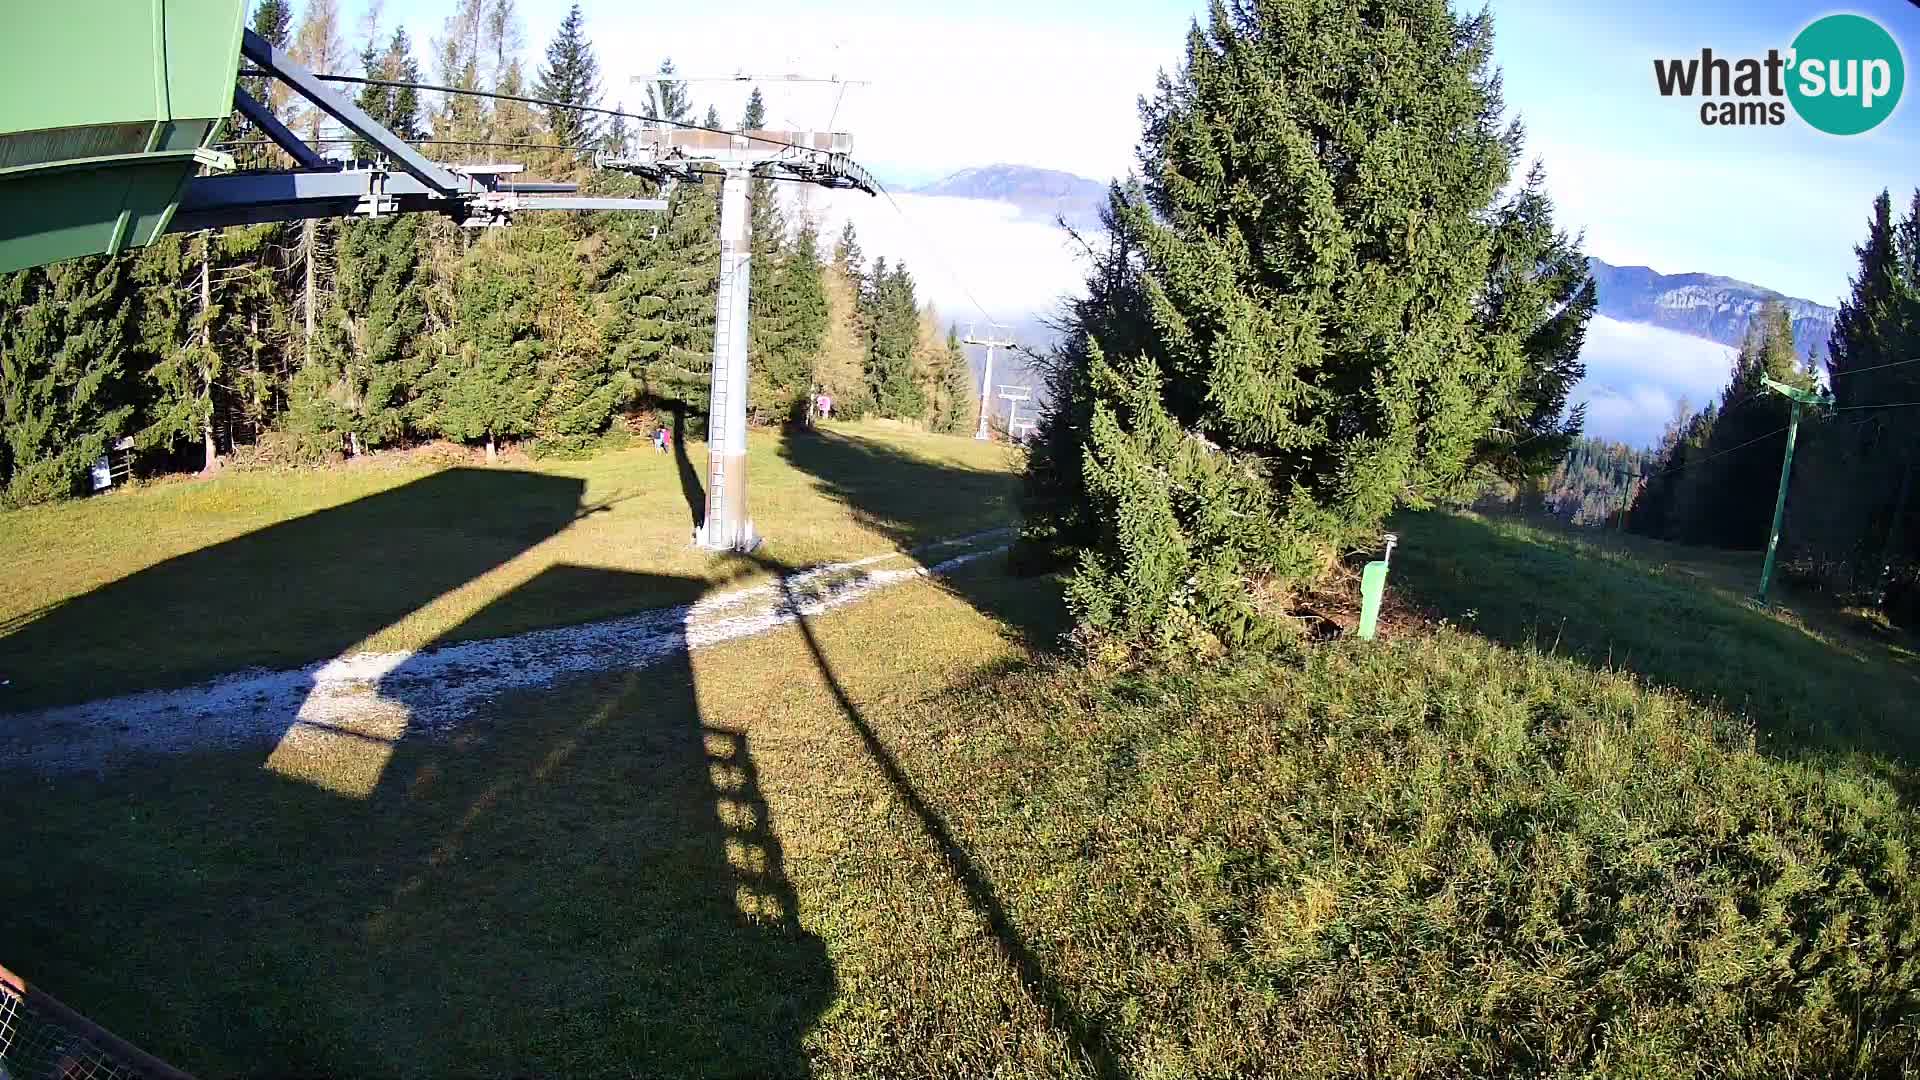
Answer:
10;500;1920;1077
0;558;1069;1078
0;422;1018;709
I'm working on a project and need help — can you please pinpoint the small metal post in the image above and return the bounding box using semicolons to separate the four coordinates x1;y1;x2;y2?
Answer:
1358;532;1397;641
1755;399;1804;606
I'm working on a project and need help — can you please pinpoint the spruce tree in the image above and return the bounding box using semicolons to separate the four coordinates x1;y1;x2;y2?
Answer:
748;219;828;422
929;324;977;434
1786;190;1920;580
525;219;623;449
1668;303;1811;549
386;29;424;141
534;4;602;150
235;0;296;168
603;104;632;156
1630;403;1719;541
291;213;429;455
831;220;863;279
1024;0;1590;651
863;260;925;419
642;177;721;421
1473;164;1595;480
643;60;692;125
430;234;545;461
0;257;136;506
353;39;388;161
590;182;673;403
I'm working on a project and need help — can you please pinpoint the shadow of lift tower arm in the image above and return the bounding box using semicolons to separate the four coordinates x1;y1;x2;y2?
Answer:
751;550;1126;1080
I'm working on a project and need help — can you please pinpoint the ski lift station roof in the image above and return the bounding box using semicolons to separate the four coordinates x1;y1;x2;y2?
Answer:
0;0;248;274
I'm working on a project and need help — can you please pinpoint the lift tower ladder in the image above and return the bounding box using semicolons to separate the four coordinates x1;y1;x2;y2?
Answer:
602;125;878;551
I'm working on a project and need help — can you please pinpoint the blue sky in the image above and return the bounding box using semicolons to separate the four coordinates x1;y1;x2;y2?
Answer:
359;0;1916;442
362;0;1920;304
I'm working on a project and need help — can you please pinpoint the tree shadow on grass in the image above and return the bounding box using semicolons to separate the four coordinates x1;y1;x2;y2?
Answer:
0;468;588;712
0;563;834;1078
777;427;1019;549
736;548;1115;1080
736;433;1105;1073
1390;510;1920;764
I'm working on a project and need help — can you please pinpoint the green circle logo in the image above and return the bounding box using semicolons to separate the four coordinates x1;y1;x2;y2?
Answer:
1787;14;1905;135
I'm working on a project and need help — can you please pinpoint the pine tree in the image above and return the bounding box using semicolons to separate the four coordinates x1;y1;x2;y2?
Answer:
290;213;429;455
643;60;692;125
429;233;545;462
235;0;297;169
928;324;977;434
603;104;632;156
534;4;602;150
863;259;925;419
1473;164;1595;480
0;257;137;506
831;220;863;279
1024;0;1587;651
703;105;721;130
1662;303;1812;549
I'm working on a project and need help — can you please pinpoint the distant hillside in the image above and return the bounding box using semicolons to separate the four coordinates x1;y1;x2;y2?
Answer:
912;165;1108;230
1586;258;1836;364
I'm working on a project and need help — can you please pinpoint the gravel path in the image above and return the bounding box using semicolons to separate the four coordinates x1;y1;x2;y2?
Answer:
0;531;1010;774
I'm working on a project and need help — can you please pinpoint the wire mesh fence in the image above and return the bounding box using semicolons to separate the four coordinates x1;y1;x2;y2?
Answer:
0;964;191;1080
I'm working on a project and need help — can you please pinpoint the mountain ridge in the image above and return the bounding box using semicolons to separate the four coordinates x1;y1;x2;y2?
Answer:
1586;258;1836;364
910;164;1108;230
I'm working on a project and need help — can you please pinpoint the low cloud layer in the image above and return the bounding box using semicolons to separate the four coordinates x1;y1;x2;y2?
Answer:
1573;316;1737;448
789;190;1742;451
792;188;1088;332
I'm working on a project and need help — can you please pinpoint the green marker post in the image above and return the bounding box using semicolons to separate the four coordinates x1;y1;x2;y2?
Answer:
1357;533;1396;641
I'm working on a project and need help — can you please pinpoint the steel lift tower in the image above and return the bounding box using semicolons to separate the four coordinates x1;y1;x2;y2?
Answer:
963;324;1016;441
603;127;877;551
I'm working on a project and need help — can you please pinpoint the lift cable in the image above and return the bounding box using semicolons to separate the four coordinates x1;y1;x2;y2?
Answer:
239;70;821;154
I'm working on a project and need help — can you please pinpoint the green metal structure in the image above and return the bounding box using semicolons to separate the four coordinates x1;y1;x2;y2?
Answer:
1754;376;1833;606
1357;533;1397;641
0;0;247;274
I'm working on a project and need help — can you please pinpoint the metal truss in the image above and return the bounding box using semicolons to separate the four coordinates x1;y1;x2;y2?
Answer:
171;28;665;233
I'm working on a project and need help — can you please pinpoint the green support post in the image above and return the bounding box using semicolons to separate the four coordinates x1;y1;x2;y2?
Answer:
1754;377;1830;606
1357;533;1396;641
